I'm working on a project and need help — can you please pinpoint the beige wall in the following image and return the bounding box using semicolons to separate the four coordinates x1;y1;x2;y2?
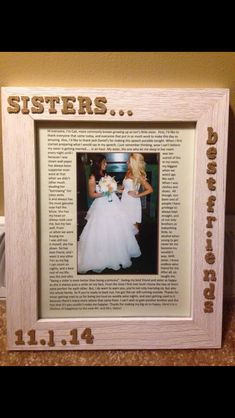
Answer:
1;52;235;215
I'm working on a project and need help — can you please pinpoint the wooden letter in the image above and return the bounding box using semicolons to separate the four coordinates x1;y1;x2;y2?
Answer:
31;96;44;114
7;96;20;113
45;96;60;114
94;97;107;114
21;96;30;114
203;270;216;282
207;196;216;212
207;127;218;145
77;96;93;114
203;283;215;300
207;161;217;175
206;239;213;251
207;177;216;191
205;252;216;264
61;96;76;114
204;301;214;313
207;147;217;160
206;216;216;228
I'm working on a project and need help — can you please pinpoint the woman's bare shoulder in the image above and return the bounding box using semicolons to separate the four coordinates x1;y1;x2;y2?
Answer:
140;175;148;183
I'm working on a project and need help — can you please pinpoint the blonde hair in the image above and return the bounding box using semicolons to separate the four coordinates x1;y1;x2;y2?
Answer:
129;153;147;185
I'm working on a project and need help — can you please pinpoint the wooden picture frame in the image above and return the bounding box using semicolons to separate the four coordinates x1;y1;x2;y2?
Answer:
1;87;229;350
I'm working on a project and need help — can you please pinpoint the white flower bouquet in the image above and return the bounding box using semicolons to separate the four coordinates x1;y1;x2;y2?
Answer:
98;175;117;202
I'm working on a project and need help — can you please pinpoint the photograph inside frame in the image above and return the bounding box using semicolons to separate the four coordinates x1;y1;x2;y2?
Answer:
37;122;195;318
76;152;159;275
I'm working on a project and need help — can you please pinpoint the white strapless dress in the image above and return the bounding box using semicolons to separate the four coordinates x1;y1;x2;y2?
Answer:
77;191;141;274
121;178;142;224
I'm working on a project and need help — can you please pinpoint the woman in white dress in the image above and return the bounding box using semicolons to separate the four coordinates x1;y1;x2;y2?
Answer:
120;153;153;233
77;155;141;274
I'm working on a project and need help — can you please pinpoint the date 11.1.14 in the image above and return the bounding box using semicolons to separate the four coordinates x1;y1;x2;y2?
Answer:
14;328;94;347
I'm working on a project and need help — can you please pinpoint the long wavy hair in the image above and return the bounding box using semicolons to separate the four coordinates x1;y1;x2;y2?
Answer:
90;154;106;181
128;153;147;185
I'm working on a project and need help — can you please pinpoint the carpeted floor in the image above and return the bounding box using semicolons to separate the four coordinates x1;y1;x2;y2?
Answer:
1;299;235;366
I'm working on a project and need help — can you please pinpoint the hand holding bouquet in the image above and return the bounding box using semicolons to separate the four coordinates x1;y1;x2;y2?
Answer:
98;175;117;202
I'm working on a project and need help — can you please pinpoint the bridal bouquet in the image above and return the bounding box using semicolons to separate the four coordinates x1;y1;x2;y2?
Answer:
98;175;117;202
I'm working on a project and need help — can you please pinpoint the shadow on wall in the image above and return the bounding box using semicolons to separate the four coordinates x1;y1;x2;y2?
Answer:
226;107;235;214
0;98;3;215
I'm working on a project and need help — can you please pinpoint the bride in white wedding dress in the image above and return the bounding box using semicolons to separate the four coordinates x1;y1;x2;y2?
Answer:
120;153;153;233
77;155;141;274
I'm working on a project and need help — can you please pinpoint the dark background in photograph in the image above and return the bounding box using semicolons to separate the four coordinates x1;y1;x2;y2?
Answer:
77;152;159;274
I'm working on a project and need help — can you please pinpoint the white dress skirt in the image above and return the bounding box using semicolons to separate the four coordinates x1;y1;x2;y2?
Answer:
121;178;142;224
77;191;141;274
